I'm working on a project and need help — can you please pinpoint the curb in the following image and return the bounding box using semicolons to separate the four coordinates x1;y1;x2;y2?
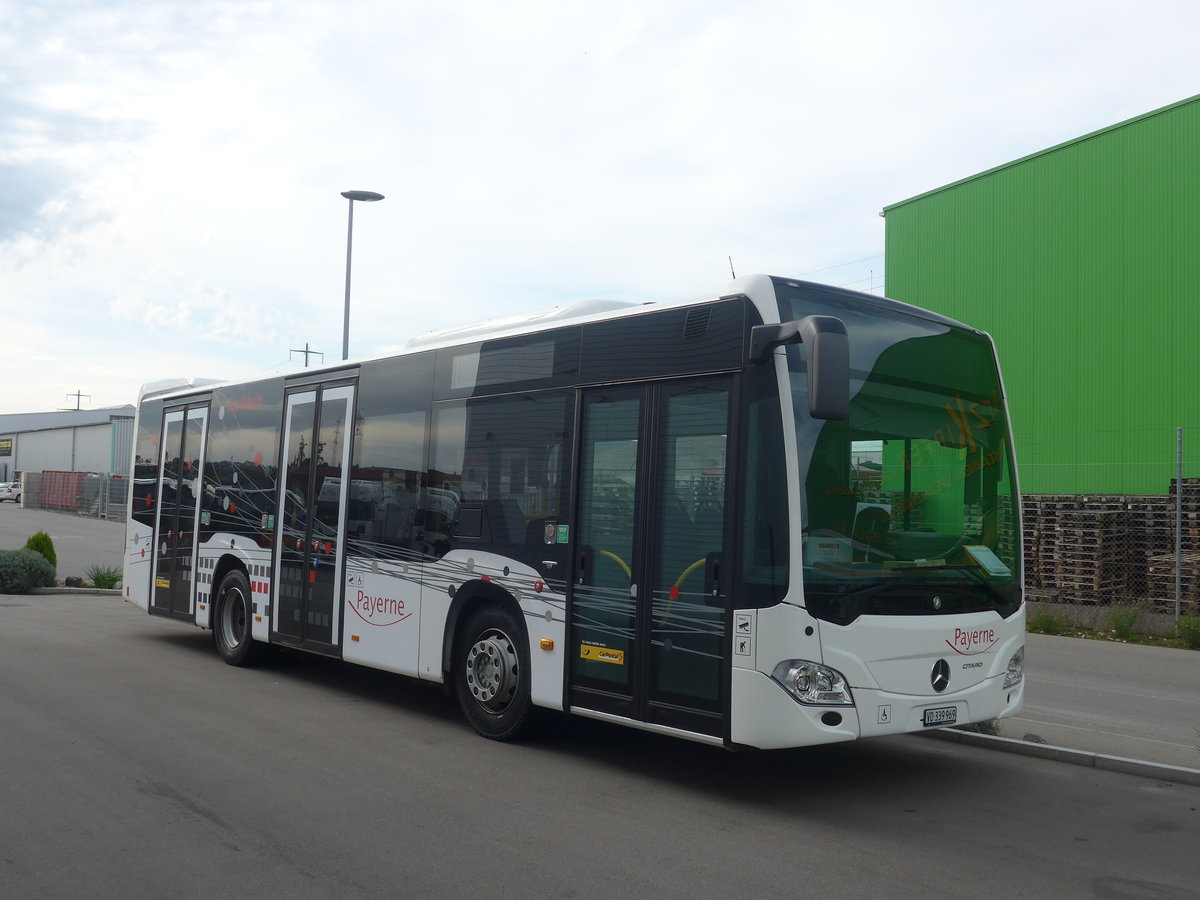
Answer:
31;587;123;597
926;727;1200;787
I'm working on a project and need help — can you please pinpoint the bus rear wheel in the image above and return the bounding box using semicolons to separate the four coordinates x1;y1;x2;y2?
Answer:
453;605;534;741
214;570;264;667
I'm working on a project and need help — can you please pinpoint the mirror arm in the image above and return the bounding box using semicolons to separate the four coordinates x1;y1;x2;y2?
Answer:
749;315;849;420
749;321;802;362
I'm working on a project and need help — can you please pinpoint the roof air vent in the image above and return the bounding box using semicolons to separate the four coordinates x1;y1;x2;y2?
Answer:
683;307;712;339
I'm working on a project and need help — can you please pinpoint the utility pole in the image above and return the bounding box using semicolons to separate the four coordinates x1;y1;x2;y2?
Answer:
290;343;324;368
62;390;91;410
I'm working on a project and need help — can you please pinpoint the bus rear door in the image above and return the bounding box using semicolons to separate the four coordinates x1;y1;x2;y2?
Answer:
151;404;209;621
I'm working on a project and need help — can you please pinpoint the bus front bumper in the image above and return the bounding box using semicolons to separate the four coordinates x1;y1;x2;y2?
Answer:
729;666;1024;750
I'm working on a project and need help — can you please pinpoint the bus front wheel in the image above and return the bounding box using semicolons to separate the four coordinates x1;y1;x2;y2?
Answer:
214;570;264;667
453;604;534;741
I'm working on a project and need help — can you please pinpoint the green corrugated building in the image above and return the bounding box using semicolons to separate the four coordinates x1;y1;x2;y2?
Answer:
883;94;1200;495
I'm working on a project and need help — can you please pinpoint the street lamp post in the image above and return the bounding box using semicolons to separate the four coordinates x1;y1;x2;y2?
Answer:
340;189;385;360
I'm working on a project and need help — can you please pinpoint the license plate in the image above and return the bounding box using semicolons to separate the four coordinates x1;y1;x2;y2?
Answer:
923;706;957;727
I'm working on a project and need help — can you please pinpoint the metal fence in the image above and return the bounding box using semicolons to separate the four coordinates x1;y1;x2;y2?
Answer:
1017;425;1200;625
20;471;129;523
1022;487;1198;621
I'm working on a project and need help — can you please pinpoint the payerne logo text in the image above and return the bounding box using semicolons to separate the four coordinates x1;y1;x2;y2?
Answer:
946;627;997;655
348;589;412;626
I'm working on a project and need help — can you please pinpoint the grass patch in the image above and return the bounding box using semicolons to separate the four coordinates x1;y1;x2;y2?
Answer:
1179;616;1200;650
1034;621;1196;650
85;564;122;590
1105;605;1141;641
1027;610;1071;635
1028;605;1199;650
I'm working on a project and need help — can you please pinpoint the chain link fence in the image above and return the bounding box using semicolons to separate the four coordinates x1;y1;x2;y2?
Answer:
19;471;129;523
1019;426;1200;628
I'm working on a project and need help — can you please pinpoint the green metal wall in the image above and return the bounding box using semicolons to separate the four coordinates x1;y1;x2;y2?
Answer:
883;95;1200;495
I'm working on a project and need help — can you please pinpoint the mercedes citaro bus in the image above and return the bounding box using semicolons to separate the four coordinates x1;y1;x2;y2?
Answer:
124;275;1024;748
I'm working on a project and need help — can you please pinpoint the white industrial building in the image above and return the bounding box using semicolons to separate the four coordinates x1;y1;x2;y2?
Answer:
0;407;135;483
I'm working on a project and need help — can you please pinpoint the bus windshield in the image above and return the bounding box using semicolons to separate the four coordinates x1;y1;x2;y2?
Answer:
777;284;1021;626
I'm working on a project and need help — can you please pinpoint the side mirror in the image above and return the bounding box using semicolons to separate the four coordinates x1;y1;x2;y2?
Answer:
749;315;848;420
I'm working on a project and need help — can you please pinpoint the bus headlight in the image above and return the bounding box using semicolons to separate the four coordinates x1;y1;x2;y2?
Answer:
771;660;854;706
1003;646;1024;689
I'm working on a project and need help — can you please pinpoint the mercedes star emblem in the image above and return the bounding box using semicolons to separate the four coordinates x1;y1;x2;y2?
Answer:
931;659;951;693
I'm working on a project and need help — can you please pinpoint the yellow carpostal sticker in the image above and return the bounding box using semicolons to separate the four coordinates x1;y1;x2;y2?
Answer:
580;643;625;665
156;578;171;589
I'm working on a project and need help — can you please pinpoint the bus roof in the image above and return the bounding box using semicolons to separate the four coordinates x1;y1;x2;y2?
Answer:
137;274;979;402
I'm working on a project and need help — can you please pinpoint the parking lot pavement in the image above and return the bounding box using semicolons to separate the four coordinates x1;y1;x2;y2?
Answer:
0;505;125;580
975;631;1200;777
4;502;1198;782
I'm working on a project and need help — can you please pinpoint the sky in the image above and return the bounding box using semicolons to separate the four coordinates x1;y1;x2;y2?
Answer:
2;0;1198;415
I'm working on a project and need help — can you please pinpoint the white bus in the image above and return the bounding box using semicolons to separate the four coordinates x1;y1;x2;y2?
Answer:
123;274;1024;748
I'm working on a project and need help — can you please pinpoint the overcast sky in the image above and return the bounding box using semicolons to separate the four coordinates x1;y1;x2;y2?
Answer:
2;0;1197;415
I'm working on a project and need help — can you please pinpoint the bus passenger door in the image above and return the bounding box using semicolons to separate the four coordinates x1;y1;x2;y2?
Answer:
152;405;208;621
568;387;643;717
273;383;355;654
569;376;732;738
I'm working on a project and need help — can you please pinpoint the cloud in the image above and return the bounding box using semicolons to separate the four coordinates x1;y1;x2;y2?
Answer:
2;0;1200;416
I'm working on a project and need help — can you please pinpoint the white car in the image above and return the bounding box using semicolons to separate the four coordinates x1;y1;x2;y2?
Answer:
0;482;21;503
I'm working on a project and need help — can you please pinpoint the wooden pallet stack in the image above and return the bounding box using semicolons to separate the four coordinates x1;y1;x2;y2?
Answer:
1053;506;1137;603
1146;553;1200;615
1169;477;1200;546
1141;478;1200;614
1020;484;1200;610
1022;494;1167;604
1122;495;1175;597
1021;494;1079;597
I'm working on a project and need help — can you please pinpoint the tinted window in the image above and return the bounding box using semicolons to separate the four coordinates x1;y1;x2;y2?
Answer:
580;300;745;383
348;353;434;555
132;399;163;529
435;329;580;398
739;364;789;605
204;380;285;547
427;391;572;573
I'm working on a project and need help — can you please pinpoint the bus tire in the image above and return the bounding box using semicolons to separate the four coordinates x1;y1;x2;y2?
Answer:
453;604;534;741
213;569;263;667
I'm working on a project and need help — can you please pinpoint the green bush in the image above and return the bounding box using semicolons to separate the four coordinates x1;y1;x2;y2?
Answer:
1028;610;1070;635
1106;605;1141;641
0;549;57;593
86;564;123;590
24;531;58;571
1179;616;1200;650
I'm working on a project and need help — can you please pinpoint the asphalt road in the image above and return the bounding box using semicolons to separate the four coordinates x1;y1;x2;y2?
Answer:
1;594;1198;899
1005;634;1200;770
0;503;126;579
2;503;1198;771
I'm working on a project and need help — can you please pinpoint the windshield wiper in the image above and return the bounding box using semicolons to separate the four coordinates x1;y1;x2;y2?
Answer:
896;563;995;587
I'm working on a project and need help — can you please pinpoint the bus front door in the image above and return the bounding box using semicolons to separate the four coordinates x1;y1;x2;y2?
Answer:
569;376;732;738
273;383;355;654
151;405;208;621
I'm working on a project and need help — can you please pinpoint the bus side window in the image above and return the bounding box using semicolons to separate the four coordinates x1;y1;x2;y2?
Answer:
739;366;789;605
351;353;434;556
348;408;427;554
427;392;571;568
